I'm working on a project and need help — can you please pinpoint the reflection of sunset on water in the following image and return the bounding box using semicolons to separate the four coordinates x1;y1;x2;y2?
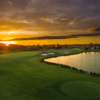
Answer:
45;52;100;73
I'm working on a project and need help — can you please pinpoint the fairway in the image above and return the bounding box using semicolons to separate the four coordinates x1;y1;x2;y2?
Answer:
0;49;100;100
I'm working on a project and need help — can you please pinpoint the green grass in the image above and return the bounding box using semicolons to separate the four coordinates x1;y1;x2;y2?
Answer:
60;81;100;99
0;48;100;100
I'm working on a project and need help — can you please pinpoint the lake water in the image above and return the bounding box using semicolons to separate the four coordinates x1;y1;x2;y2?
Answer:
45;52;100;73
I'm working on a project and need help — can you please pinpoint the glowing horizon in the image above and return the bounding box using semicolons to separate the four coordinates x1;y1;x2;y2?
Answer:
1;41;16;46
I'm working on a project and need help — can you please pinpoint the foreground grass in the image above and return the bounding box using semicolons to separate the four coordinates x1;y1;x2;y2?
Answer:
0;49;100;100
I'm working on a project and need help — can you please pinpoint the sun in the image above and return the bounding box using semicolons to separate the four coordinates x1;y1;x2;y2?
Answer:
1;41;16;46
8;31;15;34
7;31;18;35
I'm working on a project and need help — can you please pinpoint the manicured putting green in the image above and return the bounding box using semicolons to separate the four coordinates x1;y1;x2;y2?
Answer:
60;81;100;99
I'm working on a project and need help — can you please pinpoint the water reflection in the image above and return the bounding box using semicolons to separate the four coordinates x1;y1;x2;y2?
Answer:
45;52;100;73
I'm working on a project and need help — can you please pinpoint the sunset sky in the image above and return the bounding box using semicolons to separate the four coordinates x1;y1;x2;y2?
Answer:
0;0;100;45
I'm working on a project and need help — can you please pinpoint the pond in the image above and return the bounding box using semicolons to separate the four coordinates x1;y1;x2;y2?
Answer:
45;52;100;74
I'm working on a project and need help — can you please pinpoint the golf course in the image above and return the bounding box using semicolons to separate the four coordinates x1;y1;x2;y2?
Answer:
0;48;100;100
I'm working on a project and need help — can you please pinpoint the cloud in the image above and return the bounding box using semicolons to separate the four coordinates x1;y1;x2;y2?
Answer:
40;18;55;23
60;18;70;21
8;1;13;5
2;32;100;41
0;0;100;37
88;28;100;33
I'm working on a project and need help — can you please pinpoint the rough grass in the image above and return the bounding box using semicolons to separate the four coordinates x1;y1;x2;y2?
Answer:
0;49;100;100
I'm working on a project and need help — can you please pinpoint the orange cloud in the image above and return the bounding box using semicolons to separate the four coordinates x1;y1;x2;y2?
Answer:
87;28;100;33
60;18;70;21
40;18;54;23
8;1;13;5
41;18;49;21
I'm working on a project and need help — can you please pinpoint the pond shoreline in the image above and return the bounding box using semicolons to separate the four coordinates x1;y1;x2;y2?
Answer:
41;50;100;77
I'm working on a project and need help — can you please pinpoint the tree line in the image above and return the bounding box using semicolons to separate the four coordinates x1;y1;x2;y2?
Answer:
0;43;100;51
